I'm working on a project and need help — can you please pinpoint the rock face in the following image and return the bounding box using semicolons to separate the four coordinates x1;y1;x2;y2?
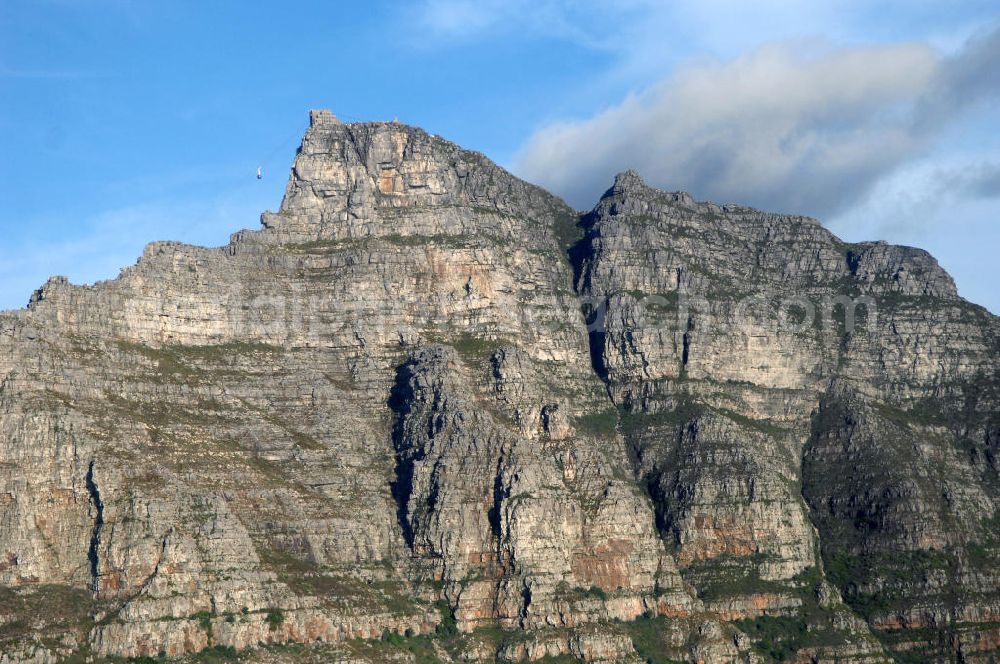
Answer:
0;111;997;663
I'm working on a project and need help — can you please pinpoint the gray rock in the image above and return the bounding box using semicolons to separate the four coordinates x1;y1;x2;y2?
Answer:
0;110;996;662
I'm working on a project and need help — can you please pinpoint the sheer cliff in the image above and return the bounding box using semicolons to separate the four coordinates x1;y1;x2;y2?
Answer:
0;110;997;663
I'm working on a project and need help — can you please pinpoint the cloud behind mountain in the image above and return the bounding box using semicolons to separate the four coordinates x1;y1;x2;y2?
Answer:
513;26;1000;217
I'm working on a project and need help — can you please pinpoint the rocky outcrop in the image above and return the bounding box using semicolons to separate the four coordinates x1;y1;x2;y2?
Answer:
573;169;999;662
0;111;996;662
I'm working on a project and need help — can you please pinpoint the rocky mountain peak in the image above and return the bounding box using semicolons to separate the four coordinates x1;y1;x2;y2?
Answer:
611;169;646;193
601;169;697;212
255;112;575;245
846;240;959;298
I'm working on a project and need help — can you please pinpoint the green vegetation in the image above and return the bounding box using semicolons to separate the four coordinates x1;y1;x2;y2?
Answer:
0;584;101;646
344;632;442;663
112;340;285;387
870;400;946;431
100;392;224;449
573;408;619;438
256;547;419;615
435;599;458;637
551;209;586;256
823;549;954;621
385;232;476;248
981;513;1000;546
264;608;284;631
619;399;703;439
734;615;811;662
194;646;238;662
731;566;852;662
577;585;608;601
171;341;284;361
684;554;785;601
620;395;788;471
714;407;787;436
192;610;213;633
115;341;201;381
119;645;240;663
625;615;688;664
448;332;501;361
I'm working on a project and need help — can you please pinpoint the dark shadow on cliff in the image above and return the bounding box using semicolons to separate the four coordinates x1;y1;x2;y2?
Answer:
85;460;104;591
387;358;419;549
564;209;612;384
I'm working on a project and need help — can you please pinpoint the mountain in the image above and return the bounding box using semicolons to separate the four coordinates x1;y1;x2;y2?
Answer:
1;109;997;663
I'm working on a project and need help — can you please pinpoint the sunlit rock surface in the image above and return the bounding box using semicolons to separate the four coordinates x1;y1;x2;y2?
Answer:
0;111;996;663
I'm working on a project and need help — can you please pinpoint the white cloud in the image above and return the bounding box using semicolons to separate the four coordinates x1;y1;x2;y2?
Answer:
406;0;990;79
514;41;933;211
513;25;1000;215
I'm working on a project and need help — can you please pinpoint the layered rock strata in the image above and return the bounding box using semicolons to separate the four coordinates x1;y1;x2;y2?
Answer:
0;110;996;663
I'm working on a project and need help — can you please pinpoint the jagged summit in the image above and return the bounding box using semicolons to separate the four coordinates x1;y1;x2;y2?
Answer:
253;112;576;247
582;164;957;301
604;168;696;208
10;111;965;313
610;168;646;192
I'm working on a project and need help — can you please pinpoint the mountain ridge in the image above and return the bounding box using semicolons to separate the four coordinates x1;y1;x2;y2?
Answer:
0;110;997;663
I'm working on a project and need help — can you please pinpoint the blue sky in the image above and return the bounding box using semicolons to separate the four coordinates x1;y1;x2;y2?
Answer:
1;1;998;312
